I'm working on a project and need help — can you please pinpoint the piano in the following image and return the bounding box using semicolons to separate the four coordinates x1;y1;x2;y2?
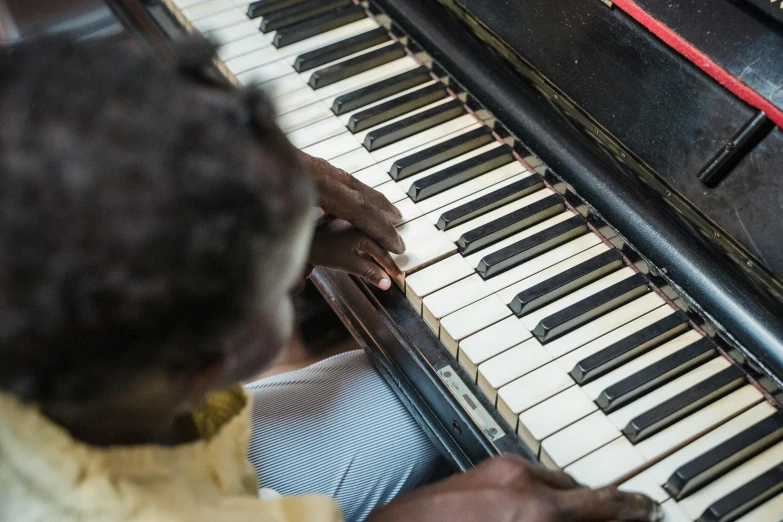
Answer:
5;0;783;520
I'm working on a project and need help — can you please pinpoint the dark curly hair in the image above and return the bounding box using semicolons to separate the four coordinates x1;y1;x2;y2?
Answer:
0;37;314;401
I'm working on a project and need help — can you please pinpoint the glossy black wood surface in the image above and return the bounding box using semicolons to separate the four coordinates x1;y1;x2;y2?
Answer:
446;0;756;185
373;0;783;388
634;0;783;113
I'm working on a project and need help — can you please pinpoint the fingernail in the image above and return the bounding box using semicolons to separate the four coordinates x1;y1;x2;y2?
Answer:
649;502;664;522
379;278;391;290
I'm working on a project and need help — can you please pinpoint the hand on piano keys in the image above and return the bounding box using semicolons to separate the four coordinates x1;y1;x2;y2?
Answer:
298;151;406;255
308;215;400;290
365;455;662;522
173;1;783;519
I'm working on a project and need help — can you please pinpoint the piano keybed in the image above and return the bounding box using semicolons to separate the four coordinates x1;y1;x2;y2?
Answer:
170;1;783;520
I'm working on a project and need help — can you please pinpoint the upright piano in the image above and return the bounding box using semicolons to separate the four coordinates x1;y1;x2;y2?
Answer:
5;0;783;520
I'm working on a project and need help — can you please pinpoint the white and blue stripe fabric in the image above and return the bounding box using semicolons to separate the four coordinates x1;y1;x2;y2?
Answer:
244;349;444;522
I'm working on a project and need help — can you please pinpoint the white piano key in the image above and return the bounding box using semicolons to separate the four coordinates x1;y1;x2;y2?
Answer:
183;0;236;22
635;385;763;462
258;74;309;98
391;231;456;279
661;500;691;522
495;243;611;305
337;80;440;126
352;165;391;187
566;437;645;487
369;114;478;162
329;147;376;173
736;491;783;522
643;402;778;487
606;356;731;431
477;337;552;404
439;295;512;354
226;48;284;75
515;385;596;455
677;439;783;520
276;18;381;59
422;172;533;225
576;328;701;400
396;217;440;245
540;410;621;470
543;292;666;359
462;211;576;269
395;141;504;192
273;87;322;115
394;198;423;225
519;267;636;332
374;180;408;203
496;361;574;428
620;474;672;504
352;97;456;145
377;122;484;172
301;132;361;160
276;102;333;133
191;9;247;32
286;117;346;149
458;316;532;381
217;33;271;61
189;2;236;19
422;274;492;333
236;60;296;85
173;0;211;9
557;306;698;382
486;234;603;293
205;22;260;45
444;188;555;243
315;57;420;101
416;163;528;216
404;255;474;316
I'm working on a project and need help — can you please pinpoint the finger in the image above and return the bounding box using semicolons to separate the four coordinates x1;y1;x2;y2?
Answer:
356;238;401;279
357;182;404;223
350;204;405;254
555;487;661;522
319;176;405;254
348;257;393;290
525;464;580;490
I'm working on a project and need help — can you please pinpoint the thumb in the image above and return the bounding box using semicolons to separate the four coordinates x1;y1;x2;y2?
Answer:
350;257;393;290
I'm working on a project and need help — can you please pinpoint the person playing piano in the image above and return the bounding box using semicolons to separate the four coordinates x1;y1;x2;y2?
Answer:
0;36;660;522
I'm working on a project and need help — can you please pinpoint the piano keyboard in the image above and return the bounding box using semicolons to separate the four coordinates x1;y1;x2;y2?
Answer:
173;1;783;520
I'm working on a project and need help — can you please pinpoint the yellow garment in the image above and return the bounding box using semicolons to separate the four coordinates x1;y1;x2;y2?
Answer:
0;387;343;522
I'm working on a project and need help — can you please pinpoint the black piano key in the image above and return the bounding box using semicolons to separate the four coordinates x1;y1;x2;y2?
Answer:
294;27;389;72
260;0;351;32
510;248;624;316
408;145;514;202
473;213;585;272
569;312;691;384
623;364;746;444
534;273;650;343
391;127;495;181
438;175;544;231
331;66;431;115
309;42;406;89
273;6;365;48
698;464;783;522
665;411;783;500
363;98;465;151
597;336;716;413
247;0;310;19
348;83;448;133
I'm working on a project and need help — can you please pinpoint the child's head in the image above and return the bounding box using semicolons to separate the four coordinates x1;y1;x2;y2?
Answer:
0;37;315;440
